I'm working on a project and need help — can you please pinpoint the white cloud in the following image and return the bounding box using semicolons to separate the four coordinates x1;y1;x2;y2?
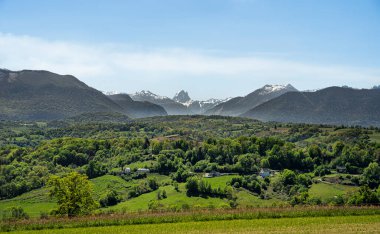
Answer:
0;33;379;99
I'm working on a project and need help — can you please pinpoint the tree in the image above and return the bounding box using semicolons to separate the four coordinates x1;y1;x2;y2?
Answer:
48;172;98;217
185;177;199;196
362;162;380;189
347;186;379;205
281;169;297;186
99;190;121;207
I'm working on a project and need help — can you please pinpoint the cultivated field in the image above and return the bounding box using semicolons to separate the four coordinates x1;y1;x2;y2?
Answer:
2;214;380;233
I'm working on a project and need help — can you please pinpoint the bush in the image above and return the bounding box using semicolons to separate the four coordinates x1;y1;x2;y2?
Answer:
99;190;121;207
2;206;29;220
347;186;379;205
39;212;49;220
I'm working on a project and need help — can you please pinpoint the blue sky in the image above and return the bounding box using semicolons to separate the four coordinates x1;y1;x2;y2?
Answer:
0;0;379;99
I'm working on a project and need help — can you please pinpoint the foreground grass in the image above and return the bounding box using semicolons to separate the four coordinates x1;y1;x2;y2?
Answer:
1;206;380;232
6;215;380;234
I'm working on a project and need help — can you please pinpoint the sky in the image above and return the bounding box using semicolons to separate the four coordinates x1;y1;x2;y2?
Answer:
0;0;379;100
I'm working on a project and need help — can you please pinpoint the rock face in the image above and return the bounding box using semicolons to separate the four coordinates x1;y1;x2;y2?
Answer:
241;87;380;127
0;69;123;120
206;84;298;116
173;90;191;103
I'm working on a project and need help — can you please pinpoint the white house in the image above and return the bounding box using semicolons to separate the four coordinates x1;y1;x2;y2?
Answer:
123;167;131;174
137;168;150;173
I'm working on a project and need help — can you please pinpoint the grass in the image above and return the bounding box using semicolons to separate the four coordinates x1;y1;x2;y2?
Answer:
309;182;358;202
0;188;56;218
1;207;380;233
2;174;234;218
0;175;135;218
103;184;229;212
236;190;285;208
370;131;380;143
203;175;238;189
8;215;380;234
91;175;134;199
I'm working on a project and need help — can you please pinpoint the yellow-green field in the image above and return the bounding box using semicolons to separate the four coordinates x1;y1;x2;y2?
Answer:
309;182;358;201
7;215;380;234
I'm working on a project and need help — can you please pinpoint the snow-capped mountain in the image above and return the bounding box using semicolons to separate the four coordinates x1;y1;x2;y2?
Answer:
206;84;298;116
130;90;231;115
130;90;188;115
259;84;296;95
130;90;170;101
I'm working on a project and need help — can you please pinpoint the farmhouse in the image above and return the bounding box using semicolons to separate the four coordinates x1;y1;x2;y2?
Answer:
123;167;131;174
203;171;221;178
137;168;150;173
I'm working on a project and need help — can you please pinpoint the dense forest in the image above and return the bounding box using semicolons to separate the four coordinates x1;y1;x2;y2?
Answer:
1;115;380;217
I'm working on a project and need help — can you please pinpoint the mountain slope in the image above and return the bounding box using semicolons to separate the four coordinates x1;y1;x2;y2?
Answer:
108;94;167;118
0;69;123;120
206;84;298;116
241;87;380;127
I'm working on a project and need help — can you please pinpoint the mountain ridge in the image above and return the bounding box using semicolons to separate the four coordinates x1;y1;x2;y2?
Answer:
206;84;298;116
241;86;380;127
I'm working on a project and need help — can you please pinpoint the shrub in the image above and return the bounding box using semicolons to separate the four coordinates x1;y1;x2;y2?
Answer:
2;206;29;220
99;190;121;207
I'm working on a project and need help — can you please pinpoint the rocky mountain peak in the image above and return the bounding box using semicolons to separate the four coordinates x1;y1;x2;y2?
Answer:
173;90;191;103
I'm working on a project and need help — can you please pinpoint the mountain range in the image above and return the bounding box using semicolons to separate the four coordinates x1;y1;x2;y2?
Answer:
129;90;229;115
241;86;380;127
206;84;298;116
0;68;379;127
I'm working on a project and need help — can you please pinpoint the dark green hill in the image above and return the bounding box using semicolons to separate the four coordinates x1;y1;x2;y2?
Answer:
241;87;380;127
64;112;130;123
108;94;167;118
0;69;123;120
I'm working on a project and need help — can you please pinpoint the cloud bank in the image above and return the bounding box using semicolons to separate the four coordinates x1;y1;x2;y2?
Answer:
0;33;378;99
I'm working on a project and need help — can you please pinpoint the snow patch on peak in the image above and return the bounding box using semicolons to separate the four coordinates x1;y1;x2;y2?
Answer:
133;90;168;100
259;84;296;95
103;91;123;95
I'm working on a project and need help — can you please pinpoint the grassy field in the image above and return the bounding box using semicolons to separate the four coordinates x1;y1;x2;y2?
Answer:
3;214;380;233
309;182;358;202
1;174;346;218
2;206;379;233
0;175;136;218
370;131;380;143
0;188;56;218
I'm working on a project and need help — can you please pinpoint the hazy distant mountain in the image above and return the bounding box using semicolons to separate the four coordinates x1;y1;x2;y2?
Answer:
173;90;191;104
130;90;226;115
206;84;298;116
373;85;380;89
172;90;230;114
0;69;123;120
130;90;189;115
241;87;380;127
108;93;167;118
